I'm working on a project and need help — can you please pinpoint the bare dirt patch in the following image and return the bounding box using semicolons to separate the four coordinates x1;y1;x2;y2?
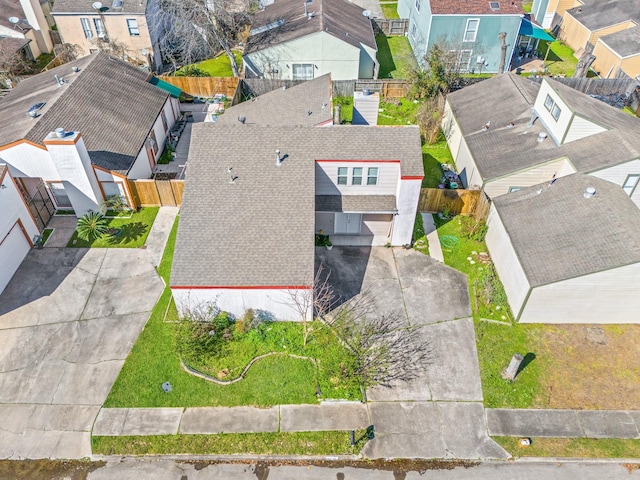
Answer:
532;325;640;410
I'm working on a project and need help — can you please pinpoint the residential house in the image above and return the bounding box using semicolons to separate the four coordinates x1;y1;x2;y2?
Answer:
51;0;164;70
558;0;640;58
398;0;524;73
243;0;378;81
442;73;640;205
486;173;640;323
530;0;579;30
0;0;54;66
591;27;640;79
0;52;180;217
0;164;40;295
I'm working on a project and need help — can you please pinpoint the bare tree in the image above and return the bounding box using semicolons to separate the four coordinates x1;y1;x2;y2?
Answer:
498;32;507;74
407;42;464;99
416;93;446;144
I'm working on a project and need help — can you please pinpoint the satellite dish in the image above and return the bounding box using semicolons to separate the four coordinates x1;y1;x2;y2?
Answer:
362;9;371;16
92;1;102;9
8;16;19;24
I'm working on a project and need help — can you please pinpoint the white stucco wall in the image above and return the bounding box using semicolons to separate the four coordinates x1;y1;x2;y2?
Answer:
521;262;640;323
172;287;311;322
589;159;640;208
315;161;399;195
0;143;58;180
391;178;421;245
485;203;531;317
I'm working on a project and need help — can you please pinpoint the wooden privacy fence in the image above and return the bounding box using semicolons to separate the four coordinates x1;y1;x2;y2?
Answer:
332;79;409;98
128;179;184;207
373;19;409;36
159;76;240;99
419;188;490;219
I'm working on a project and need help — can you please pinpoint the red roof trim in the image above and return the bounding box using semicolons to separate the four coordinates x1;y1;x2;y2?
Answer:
401;175;424;180
171;285;311;290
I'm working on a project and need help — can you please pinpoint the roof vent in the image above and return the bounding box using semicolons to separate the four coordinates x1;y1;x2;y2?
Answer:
8;16;19;25
27;102;45;117
54;74;67;86
583;186;596;199
537;132;547;142
276;149;282;166
238;115;246;124
362;9;371;16
489;1;500;9
72;66;80;73
55;127;66;138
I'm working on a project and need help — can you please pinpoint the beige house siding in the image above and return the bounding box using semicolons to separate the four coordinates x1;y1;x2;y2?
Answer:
620;55;640;79
560;13;636;53
592;39;623;77
564;115;607;143
52;13;152;65
589;159;640;208
520;262;640;323
483;158;575;198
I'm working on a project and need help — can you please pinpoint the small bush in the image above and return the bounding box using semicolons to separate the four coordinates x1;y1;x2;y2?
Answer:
460;216;489;242
236;309;255;334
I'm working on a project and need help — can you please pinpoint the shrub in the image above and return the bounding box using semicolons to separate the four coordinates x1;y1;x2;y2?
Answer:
460;216;489;242
76;211;108;241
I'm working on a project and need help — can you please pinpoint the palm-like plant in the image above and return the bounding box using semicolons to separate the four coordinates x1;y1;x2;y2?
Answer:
76;211;109;241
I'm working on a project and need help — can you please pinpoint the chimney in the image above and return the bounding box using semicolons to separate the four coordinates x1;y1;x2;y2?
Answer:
276;149;282;166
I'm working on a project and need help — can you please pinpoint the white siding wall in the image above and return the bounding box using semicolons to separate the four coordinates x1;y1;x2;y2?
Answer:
590;159;640;208
315;213;392;245
245;32;361;81
485;204;531;317
363;214;393;242
442;101;463;160
315;162;399;195
172;287;310;321
484;158;576;198
564;115;607;143
456;137;482;189
0;143;58;180
534;80;572;144
127;147;153;180
520;262;640;323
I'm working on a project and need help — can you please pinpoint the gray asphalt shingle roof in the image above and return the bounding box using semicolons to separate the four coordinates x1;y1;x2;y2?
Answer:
171;124;423;287
52;0;147;14
315;194;397;212
245;0;376;54
0;53;169;173
446;74;640;183
599;26;640;58
565;0;640;31
493;174;640;287
215;74;333;126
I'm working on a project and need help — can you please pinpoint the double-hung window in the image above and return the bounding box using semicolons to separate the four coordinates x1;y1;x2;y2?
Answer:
80;18;93;38
623;175;640;196
94;18;106;38
544;94;554;111
292;63;313;80
127;18;140;36
464;18;479;42
352;167;363;185
410;21;418;42
337;167;348;185
367;167;379;185
551;104;561;120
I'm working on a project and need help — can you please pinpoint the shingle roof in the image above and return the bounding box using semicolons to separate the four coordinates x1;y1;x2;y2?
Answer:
215;74;333;126
171;124;423;287
52;0;147;14
316;194;397;212
0;0;30;30
445;74;640;182
430;0;523;15
493;174;640;287
245;0;376;54
0;37;30;66
599;26;640;58
0;53;169;173
565;0;640;31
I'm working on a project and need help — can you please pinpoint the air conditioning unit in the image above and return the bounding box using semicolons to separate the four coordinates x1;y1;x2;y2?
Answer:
98;33;107;40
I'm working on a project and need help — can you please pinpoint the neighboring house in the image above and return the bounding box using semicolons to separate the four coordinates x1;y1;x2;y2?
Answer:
51;0;164;70
592;26;640;79
530;0;579;30
486;173;640;323
0;0;54;64
243;0;378;81
0;52;180;216
0;164;40;295
442;73;640;206
397;0;524;73
558;0;640;58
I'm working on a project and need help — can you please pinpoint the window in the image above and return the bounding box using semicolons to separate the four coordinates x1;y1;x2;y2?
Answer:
127;18;140;36
489;1;500;9
48;182;72;208
292;63;313;80
94;18;105;37
551;104;561;120
415;0;420;12
161;110;168;133
463;18;479;42
451;49;473;72
337;167;348;185
367;167;379;185
623;175;640;196
80;18;93;38
410;21;418;41
352;167;363;185
544;94;554;111
101;182;129;206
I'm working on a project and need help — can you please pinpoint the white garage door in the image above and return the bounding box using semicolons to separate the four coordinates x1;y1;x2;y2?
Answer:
0;223;31;295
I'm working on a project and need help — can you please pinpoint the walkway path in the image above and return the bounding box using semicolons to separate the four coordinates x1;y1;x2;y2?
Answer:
144;206;179;268
422;213;444;263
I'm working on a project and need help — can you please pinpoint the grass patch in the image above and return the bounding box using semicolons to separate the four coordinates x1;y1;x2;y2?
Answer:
521;1;532;13
378;99;420;125
67;208;158;248
536;40;578;77
376;35;415;79
176;51;243;77
494;436;640;458
380;2;399;18
422;139;454;188
104;217;360;408
35;52;55;71
334;96;353;123
40;228;54;246
623;106;638;116
93;430;368;456
412;212;429;255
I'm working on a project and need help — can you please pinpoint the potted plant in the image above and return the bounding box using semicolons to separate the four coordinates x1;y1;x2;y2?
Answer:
326;239;333;251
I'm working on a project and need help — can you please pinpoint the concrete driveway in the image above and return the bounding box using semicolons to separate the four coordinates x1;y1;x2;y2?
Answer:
315;247;508;460
0;247;163;459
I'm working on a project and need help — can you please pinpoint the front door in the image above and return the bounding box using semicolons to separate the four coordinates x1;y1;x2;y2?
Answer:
334;213;362;235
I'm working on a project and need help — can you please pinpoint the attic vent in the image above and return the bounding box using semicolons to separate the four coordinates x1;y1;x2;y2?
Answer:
250;18;284;35
27;102;45;117
489;1;500;9
583;186;596;199
112;0;123;7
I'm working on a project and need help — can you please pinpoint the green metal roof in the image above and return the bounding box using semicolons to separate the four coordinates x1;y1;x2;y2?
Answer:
149;77;182;98
519;19;554;42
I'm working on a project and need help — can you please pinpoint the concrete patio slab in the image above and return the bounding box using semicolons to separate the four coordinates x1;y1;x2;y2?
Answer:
93;408;184;436
438;402;509;459
43;215;78;248
280;402;370;432
180;406;279;434
579;410;640;439
422;213;444;263
486;409;583;437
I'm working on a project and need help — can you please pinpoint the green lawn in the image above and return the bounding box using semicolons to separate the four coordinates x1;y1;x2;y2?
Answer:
376;35;415;79
67;207;158;248
104;217;360;408
536;40;578;77
494;436;640;459
380;2;399;18
521;1;532;13
422;139;453;188
177;51;243;77
93;430;368;456
334;96;353;123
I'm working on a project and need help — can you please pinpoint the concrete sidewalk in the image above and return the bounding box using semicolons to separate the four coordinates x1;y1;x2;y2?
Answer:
421;213;444;263
144;206;179;268
487;409;640;439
